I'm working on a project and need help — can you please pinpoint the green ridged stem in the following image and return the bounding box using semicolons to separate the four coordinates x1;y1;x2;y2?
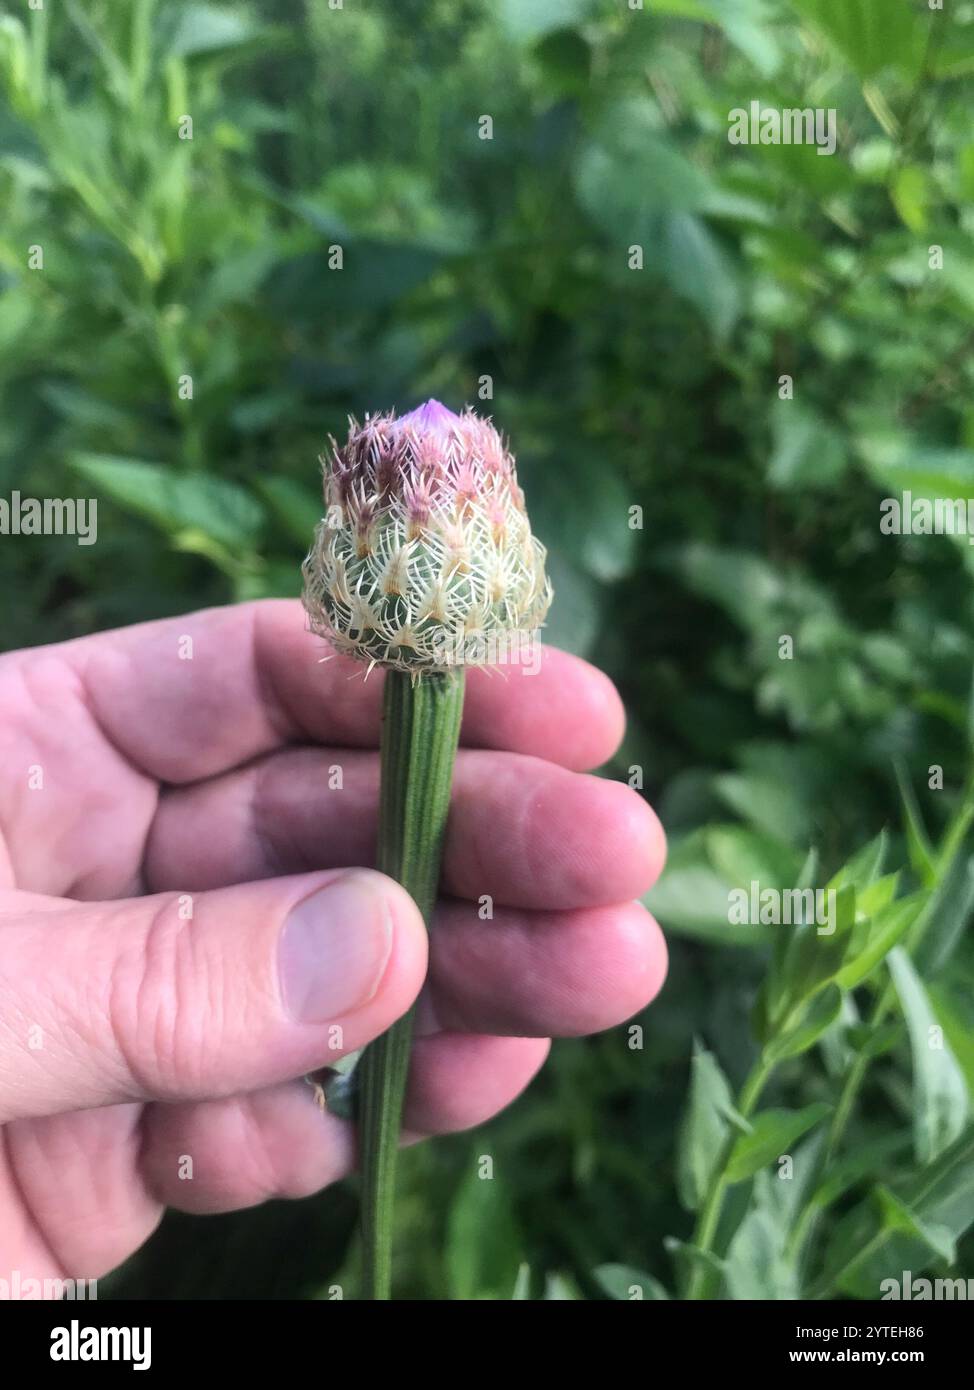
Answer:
358;668;466;1300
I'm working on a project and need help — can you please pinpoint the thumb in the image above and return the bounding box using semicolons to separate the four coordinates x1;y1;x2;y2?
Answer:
0;869;427;1123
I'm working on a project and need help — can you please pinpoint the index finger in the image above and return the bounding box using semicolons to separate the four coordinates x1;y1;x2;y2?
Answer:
55;599;625;783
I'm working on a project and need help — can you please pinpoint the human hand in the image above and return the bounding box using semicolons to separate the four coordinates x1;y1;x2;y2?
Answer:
0;600;666;1285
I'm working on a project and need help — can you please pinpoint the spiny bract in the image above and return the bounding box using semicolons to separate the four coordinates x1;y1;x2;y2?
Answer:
302;400;552;673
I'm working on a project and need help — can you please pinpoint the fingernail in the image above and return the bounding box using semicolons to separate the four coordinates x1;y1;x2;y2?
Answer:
278;872;395;1023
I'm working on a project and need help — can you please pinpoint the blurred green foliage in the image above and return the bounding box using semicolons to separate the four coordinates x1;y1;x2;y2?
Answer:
3;0;974;1299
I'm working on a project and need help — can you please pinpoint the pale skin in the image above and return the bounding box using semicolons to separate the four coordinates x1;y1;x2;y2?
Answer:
0;599;666;1284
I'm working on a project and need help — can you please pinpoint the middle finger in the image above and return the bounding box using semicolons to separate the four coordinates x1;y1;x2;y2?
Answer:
145;747;665;912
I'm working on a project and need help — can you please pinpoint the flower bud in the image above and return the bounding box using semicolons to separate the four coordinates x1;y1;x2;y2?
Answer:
302;400;552;672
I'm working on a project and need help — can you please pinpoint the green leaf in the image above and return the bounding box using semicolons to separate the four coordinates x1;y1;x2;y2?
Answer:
852;872;900;921
644;868;753;943
61;0;131;103
706;824;799;891
846;1019;903;1062
575;100;714;238
788;0;928;78
672;543;790;631
864;439;974;498
836;895;923;991
644;831;765;946
230;391;300;435
659;212;741;340
593;1264;670;1300
499;0;595;41
766;1128;828;1228
713;771;812;845
914;852;974;977
70;454;264;551
266;241;444;318
758;883;855;1036
167;5;261;58
860;439;974;561
533;28;592;96
543;1272;583;1300
199;245;282;315
828;830;887;893
648;824;801;947
812;1133;910;1210
888;949;969;1166
256;476;323;546
725;1183;799;1300
768;401;847;491
712;0;781;77
235;559;301;602
524;448;638;583
726;1104;830;1183
646;0;711;15
821;1131;974;1300
777;883;856;1005
763;846;821;1005
577;109;739;335
764;984;843;1061
445;1165;522;1300
794;847;820;892
40;383;134;432
913;1128;974;1236
894;761;937;880
929;985;974;1100
676;1044;733;1212
873;1186;955;1264
932;28;974;80
511;1264;531;1300
664;1237;725;1288
891;166;930;233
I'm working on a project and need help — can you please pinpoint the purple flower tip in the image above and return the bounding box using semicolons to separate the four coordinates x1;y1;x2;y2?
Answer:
396;399;462;437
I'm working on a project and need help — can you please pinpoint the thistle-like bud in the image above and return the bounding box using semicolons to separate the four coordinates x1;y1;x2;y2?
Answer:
302;400;552;673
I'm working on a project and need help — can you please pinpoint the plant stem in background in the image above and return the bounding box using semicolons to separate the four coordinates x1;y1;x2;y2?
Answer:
357;668;466;1300
687;775;974;1301
788;777;974;1276
683;1054;776;1300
